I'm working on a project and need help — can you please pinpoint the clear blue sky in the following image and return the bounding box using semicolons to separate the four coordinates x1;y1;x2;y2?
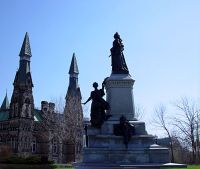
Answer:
0;0;199;136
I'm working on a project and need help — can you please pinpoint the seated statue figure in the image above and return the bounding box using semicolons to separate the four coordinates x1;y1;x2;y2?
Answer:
114;115;135;148
83;81;110;128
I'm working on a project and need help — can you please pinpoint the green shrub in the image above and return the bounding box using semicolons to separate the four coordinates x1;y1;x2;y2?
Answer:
5;155;26;164
2;155;53;164
25;156;41;164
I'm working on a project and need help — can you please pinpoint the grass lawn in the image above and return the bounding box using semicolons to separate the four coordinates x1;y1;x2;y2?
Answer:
173;165;200;169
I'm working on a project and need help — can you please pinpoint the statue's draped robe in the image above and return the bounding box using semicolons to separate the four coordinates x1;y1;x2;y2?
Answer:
90;89;109;128
110;34;129;74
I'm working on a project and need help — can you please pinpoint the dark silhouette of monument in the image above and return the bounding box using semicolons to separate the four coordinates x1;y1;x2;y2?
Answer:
110;32;129;74
74;33;186;169
83;82;109;128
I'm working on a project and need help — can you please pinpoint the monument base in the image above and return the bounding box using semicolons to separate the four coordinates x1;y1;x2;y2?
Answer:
73;162;187;169
79;121;170;166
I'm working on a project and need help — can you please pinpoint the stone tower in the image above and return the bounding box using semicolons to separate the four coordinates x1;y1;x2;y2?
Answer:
9;32;34;155
64;53;83;162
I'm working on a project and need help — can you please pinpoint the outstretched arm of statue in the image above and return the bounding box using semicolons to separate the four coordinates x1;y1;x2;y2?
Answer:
82;96;92;105
102;77;108;90
102;82;105;90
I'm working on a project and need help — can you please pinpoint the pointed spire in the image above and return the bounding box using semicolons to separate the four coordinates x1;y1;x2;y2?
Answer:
69;53;79;74
19;32;32;57
1;92;10;110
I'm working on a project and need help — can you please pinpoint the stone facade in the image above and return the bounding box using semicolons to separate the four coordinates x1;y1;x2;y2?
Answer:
0;33;83;163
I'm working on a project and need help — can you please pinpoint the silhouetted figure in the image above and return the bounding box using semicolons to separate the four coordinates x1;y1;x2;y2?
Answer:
83;82;110;128
114;115;134;148
110;32;129;74
120;116;133;148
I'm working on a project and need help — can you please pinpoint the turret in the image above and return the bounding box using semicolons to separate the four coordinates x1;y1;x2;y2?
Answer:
1;92;10;110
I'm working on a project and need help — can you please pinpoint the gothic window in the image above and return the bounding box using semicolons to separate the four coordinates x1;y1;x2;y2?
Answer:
6;138;9;145
10;137;16;149
14;103;18;117
25;98;31;118
25;98;30;104
10;137;12;147
11;105;14;118
32;137;36;153
13;137;16;149
21;137;24;148
21;137;23;148
24;137;28;149
76;143;82;154
52;139;58;154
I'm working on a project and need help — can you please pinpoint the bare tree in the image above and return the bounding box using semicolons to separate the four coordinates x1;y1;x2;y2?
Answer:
134;104;144;120
173;97;200;163
152;105;174;162
50;95;65;113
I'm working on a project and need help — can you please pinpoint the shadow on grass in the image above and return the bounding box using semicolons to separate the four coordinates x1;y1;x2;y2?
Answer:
0;164;57;169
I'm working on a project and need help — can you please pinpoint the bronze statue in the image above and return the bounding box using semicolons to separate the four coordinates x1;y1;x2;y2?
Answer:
110;32;129;74
83;81;110;128
114;115;135;148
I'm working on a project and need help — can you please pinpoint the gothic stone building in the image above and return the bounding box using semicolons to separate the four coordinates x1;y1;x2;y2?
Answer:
0;33;83;163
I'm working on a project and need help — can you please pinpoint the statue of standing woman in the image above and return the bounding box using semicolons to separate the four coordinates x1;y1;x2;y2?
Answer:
110;32;129;74
83;81;110;128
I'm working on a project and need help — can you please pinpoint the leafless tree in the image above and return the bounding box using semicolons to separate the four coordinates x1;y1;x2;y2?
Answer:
173;97;200;163
152;105;174;162
134;104;144;120
50;95;65;113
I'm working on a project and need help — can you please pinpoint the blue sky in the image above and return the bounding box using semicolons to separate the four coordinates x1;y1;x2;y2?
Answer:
0;0;199;136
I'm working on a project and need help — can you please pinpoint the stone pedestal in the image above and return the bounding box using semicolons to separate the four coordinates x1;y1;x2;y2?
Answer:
105;74;136;121
74;163;187;169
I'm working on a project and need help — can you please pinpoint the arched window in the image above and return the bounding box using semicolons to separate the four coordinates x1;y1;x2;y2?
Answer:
52;139;58;154
14;103;18;117
32;137;36;153
25;98;30;104
25;98;31;117
10;137;16;149
24;137;28;149
76;143;82;154
13;137;16;149
10;137;13;147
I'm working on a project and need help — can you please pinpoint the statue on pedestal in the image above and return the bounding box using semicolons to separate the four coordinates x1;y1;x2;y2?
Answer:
114;115;135;148
83;81;110;128
110;32;129;74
